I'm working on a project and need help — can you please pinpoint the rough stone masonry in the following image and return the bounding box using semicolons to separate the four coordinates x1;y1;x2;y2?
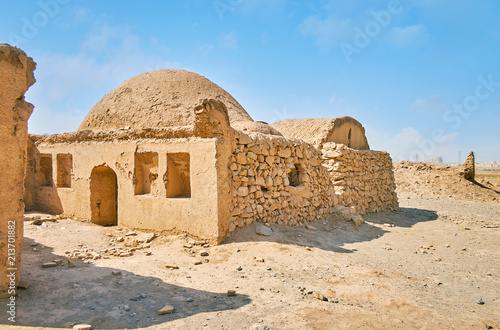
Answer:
0;44;36;297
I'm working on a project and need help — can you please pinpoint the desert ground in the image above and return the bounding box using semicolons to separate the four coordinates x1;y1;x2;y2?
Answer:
2;162;499;330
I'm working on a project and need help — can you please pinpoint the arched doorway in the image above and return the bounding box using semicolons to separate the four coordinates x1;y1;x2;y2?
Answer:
90;166;117;226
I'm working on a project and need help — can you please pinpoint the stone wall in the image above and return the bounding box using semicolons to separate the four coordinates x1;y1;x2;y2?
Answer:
226;131;335;235
0;44;36;297
225;131;399;234
460;151;475;181
321;142;399;215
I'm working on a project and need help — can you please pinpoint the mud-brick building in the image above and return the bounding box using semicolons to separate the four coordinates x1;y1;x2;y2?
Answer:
25;69;398;244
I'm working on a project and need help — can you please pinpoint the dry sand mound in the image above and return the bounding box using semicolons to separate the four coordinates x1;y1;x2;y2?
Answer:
394;161;499;202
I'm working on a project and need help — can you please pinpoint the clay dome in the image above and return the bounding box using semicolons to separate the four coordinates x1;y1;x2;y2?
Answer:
78;69;255;131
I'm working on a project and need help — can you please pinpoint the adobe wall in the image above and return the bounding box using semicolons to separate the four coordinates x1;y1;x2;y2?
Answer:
0;44;36;297
321;142;399;215
226;131;336;235
24;137;37;210
326;120;369;150
31;137;224;243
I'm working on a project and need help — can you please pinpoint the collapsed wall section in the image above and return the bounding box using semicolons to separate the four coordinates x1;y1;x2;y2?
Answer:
321;142;399;215
226;131;335;234
0;44;36;297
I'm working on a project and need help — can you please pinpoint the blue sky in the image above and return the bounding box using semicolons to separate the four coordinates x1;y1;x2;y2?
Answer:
2;0;499;163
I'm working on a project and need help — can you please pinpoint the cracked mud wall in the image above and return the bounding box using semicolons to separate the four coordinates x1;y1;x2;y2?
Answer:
0;44;36;297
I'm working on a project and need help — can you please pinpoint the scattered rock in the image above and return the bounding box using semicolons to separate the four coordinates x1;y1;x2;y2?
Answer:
17;280;30;289
200;250;209;257
73;325;92;330
305;224;317;231
250;324;269;330
42;262;58;268
158;305;174;315
313;292;328;301
123;305;130;311
227;290;236;296
111;270;121;276
187;297;194;302
194;260;203;265
165;264;179;269
477;299;485;305
349;214;364;226
256;225;273;236
145;233;156;243
125;231;137;236
236;266;243;271
67;260;75;268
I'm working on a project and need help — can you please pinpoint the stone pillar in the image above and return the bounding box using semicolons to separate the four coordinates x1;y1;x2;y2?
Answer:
0;44;36;298
460;151;475;181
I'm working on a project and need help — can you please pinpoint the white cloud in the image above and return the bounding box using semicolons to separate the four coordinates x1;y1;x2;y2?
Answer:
195;45;214;56
53;6;92;29
218;31;238;50
411;95;448;115
366;126;460;163
237;0;286;15
385;24;428;48
81;23;139;53
300;15;350;50
329;94;346;105
151;36;170;54
28;106;87;135
26;23;184;134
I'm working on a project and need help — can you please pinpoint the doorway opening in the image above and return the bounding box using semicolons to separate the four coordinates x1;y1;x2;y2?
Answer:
90;165;117;226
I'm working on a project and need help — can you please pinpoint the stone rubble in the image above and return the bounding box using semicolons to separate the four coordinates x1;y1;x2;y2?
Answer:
157;305;174;315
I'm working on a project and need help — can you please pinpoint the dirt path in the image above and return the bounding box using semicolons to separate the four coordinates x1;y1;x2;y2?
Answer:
2;194;499;329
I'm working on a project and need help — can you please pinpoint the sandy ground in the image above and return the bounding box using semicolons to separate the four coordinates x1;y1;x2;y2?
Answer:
1;191;498;330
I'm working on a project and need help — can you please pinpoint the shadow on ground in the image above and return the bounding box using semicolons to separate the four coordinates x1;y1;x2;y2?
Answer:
366;207;438;228
472;180;500;195
0;237;250;329
224;207;439;253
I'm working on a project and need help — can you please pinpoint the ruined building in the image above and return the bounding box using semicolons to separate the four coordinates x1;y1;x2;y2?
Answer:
25;69;399;244
0;44;36;297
